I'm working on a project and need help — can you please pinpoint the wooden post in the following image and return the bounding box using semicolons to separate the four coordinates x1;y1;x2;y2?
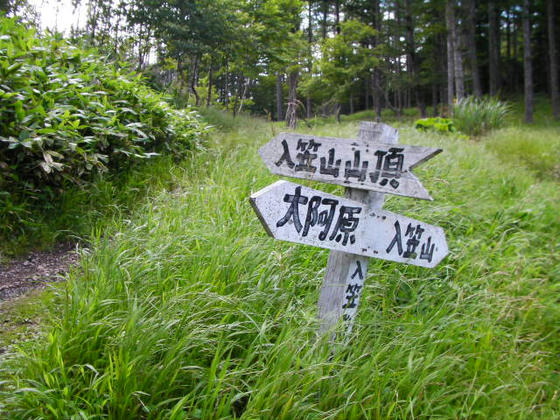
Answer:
317;122;398;335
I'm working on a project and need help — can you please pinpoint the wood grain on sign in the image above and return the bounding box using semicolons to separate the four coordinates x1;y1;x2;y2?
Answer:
259;131;441;200
249;180;448;269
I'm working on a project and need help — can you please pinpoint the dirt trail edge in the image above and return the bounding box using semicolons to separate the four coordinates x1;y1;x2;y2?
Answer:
0;243;79;301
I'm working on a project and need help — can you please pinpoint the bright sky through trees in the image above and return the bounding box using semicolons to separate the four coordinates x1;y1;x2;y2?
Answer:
28;0;86;34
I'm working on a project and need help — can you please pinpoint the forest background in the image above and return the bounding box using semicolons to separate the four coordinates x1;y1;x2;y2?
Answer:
4;0;558;126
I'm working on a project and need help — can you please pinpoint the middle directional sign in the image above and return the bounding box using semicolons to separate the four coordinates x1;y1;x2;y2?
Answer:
250;180;448;268
259;132;442;200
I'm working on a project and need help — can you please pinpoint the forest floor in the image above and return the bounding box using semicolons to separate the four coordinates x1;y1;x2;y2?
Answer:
0;243;78;301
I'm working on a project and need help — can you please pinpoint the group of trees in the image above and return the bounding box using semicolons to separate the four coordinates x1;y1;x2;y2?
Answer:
6;0;560;125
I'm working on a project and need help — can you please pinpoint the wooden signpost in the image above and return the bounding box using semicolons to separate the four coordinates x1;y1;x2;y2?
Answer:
250;122;448;335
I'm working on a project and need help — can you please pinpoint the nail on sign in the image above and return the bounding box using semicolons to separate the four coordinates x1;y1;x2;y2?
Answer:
250;180;448;268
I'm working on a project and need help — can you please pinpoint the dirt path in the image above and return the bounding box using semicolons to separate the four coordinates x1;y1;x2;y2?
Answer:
0;243;79;301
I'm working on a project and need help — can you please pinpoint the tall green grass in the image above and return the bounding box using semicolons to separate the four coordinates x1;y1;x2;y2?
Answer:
1;114;558;418
484;126;560;180
0;155;189;256
453;96;510;136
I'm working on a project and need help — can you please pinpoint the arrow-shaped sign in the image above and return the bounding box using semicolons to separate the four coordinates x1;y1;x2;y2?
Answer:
259;132;441;200
250;180;448;268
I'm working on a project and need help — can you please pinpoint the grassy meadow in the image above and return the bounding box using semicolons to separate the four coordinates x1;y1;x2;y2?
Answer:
0;108;559;418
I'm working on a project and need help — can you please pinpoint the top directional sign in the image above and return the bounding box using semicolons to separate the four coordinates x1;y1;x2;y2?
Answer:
259;132;442;200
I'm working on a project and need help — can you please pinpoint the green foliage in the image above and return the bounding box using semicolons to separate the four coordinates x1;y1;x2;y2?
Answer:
302;20;378;105
0;17;208;241
453;96;510;136
415;117;456;133
1;118;558;418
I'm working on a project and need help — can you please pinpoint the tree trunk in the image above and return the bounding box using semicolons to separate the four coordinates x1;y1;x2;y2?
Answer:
488;1;500;96
522;0;533;123
547;0;559;119
453;25;465;100
432;84;439;116
335;0;341;34
190;57;200;107
364;77;370;110
237;77;250;115
224;65;229;109
446;1;455;112
506;8;511;59
306;0;313;119
405;0;425;116
446;0;464;102
371;0;382;119
322;0;328;40
206;60;213;107
465;0;481;97
285;70;299;129
177;59;188;100
276;73;283;121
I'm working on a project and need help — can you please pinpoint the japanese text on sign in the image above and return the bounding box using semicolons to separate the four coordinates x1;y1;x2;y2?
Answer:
275;138;406;190
272;184;436;264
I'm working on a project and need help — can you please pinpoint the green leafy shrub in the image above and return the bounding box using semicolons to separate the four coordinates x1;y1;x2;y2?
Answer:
0;18;207;200
414;117;456;133
453;96;510;136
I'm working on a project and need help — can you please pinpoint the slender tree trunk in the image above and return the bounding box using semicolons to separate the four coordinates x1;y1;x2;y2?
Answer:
307;0;313;119
446;1;455;111
447;1;464;102
364;77;370;110
453;27;465;100
547;0;559;119
206;60;213;107
405;0;425;116
286;70;299;128
522;0;533;123
465;0;482;96
322;0;328;40
335;0;341;34
237;77;250;115
190;57;200;107
177;59;188;100
232;75;240;117
371;0;382;119
224;64;229;109
488;1;500;96
432;84;438;116
372;73;381;119
276;73;283;121
506;9;511;59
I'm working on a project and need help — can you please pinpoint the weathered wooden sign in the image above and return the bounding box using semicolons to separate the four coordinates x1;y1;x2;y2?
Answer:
250;121;447;336
259;132;441;200
250;180;448;268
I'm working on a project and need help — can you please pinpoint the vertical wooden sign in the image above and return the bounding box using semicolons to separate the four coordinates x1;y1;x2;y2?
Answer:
318;122;397;334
